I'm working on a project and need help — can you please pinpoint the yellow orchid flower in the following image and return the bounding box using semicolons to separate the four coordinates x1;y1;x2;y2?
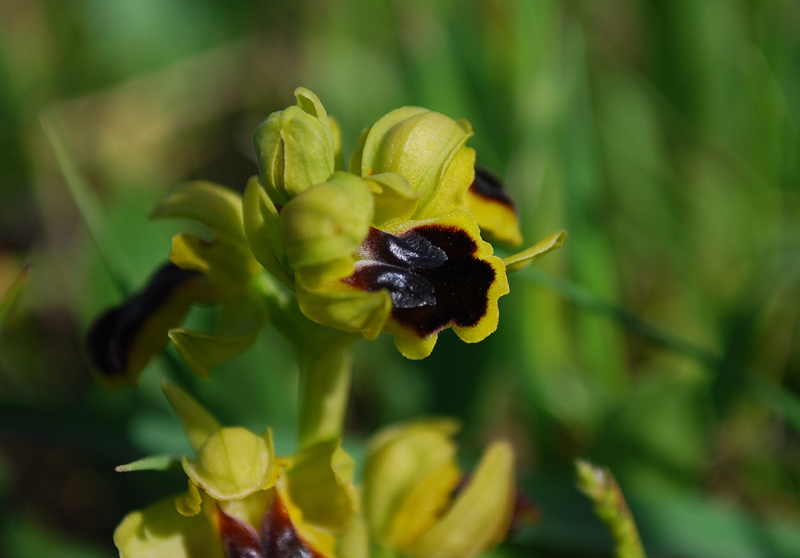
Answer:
363;420;517;558
114;383;360;558
246;88;566;360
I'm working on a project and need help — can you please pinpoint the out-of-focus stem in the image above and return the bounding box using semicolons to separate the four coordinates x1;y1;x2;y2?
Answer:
575;459;646;558
253;272;357;449
297;341;353;449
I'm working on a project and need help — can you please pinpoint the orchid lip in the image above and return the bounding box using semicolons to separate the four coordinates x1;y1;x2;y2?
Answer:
217;493;325;558
85;262;204;378
345;225;495;338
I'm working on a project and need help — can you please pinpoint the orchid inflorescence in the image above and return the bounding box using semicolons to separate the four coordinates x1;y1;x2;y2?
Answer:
86;88;566;558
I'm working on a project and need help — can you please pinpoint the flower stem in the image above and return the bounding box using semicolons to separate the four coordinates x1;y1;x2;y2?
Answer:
297;341;353;449
253;273;358;448
576;459;646;558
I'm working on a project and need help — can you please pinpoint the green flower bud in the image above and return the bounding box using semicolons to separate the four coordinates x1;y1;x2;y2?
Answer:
253;87;336;204
351;107;475;219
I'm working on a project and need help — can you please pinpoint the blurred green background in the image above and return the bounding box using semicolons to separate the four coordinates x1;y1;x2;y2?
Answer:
2;0;800;557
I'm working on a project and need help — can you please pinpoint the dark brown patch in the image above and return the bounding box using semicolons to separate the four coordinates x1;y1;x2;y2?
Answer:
470;166;517;212
218;507;263;558
217;493;324;558
260;493;324;558
84;263;203;378
345;226;495;337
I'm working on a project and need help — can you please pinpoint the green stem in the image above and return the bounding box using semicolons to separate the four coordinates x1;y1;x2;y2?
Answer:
576;460;646;558
253;273;358;448
297;341;354;449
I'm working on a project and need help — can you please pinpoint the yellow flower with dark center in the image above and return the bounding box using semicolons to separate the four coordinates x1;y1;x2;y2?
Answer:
246;88;564;359
114;383;360;558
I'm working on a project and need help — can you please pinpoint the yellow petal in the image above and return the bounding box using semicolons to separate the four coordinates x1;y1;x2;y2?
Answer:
502;230;567;273
217;488;274;531
407;442;516;558
336;513;370;558
182;427;277;500
273;481;338;558
175;480;203;517
387;461;462;551
295;274;392;341
286;439;360;531
114;496;222;558
366;172;421;227
363;419;461;541
461;166;523;246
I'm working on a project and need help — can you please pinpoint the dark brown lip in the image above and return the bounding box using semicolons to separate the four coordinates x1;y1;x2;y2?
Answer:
345;225;495;338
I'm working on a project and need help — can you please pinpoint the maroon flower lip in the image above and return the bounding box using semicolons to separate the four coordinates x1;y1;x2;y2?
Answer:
84;263;205;378
218;493;325;558
470;166;517;213
344;225;496;338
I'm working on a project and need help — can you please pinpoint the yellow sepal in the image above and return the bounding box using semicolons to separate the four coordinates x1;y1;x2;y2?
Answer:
502;230;567;272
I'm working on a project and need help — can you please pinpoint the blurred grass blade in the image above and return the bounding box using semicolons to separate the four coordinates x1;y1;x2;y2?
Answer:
40;108;133;295
515;268;800;435
514;267;718;364
0;264;30;332
576;460;646;558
